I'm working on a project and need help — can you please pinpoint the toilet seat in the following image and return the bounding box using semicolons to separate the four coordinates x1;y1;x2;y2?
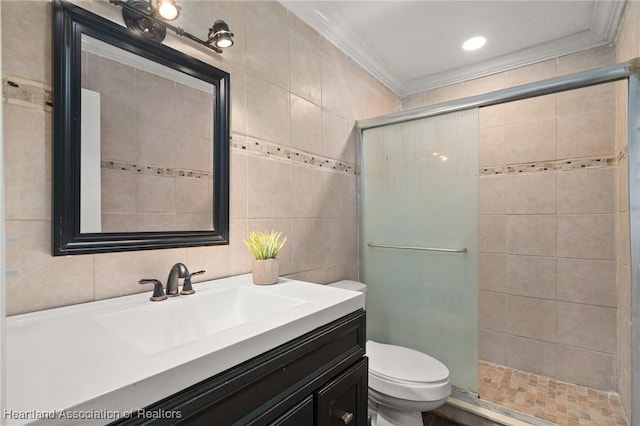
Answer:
367;341;451;402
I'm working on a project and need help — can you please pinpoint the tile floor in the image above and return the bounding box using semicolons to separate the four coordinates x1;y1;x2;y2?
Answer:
478;361;628;426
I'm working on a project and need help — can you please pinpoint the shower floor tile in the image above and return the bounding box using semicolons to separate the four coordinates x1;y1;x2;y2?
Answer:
478;361;628;426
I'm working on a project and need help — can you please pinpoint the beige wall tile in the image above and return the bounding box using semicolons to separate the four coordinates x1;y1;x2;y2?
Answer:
247;156;291;219
175;177;210;214
557;302;616;354
137;175;175;214
244;1;289;89
6;220;95;315
462;73;506;97
557;109;615;159
323;261;359;284
479;215;507;253
479;175;507;215
504;94;556;125
506;255;556;299
1;1;52;85
557;45;615;76
291;219;325;272
557;258;616;307
479;254;506;293
556;345;616;390
136;213;176;231
94;247;186;300
506;60;556;86
135;117;177;168
506;295;556;342
615;81;628;155
506;215;556;256
230;151;248;220
185;244;231;282
504;119;557;164
291;165;329;218
557;214;615;260
479;104;507;129
425;83;464;105
618;159;629;213
557;168;616;214
286;268;325;284
322;61;356;121
229;220;250;276
323;173;357;218
102;214;138;233
618;262;631;320
101;170;136;213
479;329;506;365
479;126;508;167
617;310;631;380
322;111;356;163
246;75;290;146
289;35;322;106
323;218;358;265
175;213;211;231
479;291;506;332
618;211;631;266
505;335;556;378
290;94;321;153
506;172;556;214
557;83;615;117
4;105;51;220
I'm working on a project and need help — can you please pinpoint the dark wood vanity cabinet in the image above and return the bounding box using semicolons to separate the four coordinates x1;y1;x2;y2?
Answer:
111;310;367;426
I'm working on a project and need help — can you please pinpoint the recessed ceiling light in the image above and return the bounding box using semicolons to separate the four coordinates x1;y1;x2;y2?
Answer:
463;36;486;51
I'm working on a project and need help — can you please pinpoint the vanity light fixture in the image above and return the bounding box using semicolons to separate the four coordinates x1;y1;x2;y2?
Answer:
110;0;234;53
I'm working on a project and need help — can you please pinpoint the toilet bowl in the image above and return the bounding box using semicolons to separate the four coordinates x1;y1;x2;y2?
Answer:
329;280;451;426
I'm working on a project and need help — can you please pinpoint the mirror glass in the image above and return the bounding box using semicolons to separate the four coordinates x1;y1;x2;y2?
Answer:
53;0;230;255
80;35;214;233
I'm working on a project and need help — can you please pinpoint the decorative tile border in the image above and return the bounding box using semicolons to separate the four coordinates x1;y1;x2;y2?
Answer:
102;160;212;179
231;135;357;175
480;156;616;176
618;144;629;162
3;76;53;112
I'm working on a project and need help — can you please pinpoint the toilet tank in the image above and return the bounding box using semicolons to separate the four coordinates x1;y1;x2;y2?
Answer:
329;280;367;293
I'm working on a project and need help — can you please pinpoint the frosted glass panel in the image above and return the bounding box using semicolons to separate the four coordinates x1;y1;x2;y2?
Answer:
361;109;478;392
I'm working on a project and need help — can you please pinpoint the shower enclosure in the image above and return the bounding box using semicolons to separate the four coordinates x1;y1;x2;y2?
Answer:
359;62;640;425
361;110;479;392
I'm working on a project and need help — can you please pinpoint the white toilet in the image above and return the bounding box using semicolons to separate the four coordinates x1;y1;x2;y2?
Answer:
330;280;451;426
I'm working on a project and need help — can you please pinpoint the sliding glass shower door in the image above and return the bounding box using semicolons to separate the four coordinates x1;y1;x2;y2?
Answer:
361;109;479;392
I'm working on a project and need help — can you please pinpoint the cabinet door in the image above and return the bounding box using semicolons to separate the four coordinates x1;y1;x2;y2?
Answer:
269;396;314;426
316;358;368;426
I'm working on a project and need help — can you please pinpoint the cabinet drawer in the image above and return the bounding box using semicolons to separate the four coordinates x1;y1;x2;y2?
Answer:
316;358;368;426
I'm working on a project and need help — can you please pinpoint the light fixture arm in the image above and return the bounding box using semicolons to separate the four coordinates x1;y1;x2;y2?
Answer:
109;0;227;53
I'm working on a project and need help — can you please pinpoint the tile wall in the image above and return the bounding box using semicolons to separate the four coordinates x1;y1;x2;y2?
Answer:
2;0;400;315
403;46;621;392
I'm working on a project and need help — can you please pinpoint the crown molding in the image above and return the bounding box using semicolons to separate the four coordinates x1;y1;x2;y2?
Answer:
281;0;626;98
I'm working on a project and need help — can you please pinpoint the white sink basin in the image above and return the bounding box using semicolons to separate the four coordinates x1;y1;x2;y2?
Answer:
95;287;304;354
6;274;365;425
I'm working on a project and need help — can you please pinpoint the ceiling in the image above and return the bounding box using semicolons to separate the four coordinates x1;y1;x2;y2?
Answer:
280;0;627;97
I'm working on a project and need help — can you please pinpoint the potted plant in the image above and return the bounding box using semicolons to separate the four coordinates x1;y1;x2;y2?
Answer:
244;230;287;285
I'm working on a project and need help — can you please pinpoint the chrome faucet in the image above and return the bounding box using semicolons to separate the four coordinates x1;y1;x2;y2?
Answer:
166;263;205;296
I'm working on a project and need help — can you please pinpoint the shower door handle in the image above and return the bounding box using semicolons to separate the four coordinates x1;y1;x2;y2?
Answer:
367;243;467;253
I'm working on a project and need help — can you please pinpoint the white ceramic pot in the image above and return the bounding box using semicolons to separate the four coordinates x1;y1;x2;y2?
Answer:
252;259;279;285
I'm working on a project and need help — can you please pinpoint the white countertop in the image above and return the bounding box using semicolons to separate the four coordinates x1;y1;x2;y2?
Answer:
5;275;364;425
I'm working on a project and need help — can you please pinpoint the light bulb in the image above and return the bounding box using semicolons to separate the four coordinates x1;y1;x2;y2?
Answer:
462;36;486;51
156;0;180;21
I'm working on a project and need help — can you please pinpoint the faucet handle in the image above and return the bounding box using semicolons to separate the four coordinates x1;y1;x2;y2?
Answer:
180;270;205;295
139;279;168;302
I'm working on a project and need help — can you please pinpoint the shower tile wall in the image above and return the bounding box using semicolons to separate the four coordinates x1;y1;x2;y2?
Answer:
478;84;617;391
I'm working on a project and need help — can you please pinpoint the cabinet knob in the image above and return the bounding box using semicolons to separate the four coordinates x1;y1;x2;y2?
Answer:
338;411;354;424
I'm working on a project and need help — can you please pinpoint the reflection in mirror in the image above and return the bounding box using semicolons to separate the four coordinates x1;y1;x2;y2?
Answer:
53;0;230;255
80;36;215;233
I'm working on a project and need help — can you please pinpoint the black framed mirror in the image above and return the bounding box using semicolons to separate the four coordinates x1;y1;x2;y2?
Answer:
53;0;230;255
